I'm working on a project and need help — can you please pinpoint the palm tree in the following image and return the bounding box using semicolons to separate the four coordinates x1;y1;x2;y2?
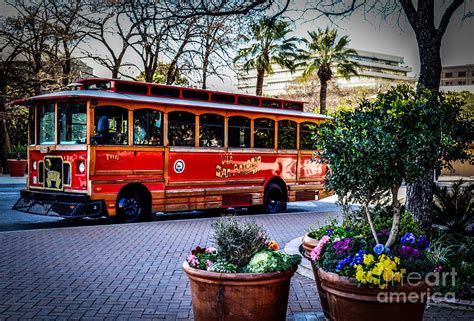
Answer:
234;17;300;96
301;27;359;114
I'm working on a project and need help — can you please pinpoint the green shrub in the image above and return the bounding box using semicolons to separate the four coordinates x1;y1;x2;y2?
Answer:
211;216;268;267
432;180;473;235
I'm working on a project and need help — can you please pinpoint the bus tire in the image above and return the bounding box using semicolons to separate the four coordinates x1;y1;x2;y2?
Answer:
116;194;146;223
264;183;287;214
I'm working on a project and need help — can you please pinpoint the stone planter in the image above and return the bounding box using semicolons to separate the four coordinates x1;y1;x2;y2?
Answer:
7;159;27;177
301;233;331;320
318;268;429;321
182;261;296;321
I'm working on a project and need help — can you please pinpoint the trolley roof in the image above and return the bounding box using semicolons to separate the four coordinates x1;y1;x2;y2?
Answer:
14;78;330;120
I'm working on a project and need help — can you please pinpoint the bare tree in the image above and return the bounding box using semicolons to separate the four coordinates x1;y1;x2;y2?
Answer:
126;0;175;83
194;15;238;89
45;0;91;86
82;1;137;79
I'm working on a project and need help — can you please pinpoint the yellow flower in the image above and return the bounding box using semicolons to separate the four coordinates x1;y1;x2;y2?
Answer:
383;270;394;282
356;269;366;283
372;264;383;276
379;283;387;289
394;257;400;264
363;254;374;265
393;272;401;282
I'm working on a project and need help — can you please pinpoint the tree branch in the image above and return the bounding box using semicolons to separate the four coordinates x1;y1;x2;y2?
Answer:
437;0;464;39
398;0;417;30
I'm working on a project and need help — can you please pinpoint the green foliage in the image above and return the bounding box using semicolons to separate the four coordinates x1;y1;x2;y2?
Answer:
244;250;301;273
317;85;473;205
211;216;268;267
428;232;474;299
136;62;189;86
6;105;28;156
234;17;300;79
432;180;473;235
300;27;359;82
208;259;238;273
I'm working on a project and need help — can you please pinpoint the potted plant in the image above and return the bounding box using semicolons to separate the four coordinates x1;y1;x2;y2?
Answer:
182;216;301;321
7;143;27;177
305;85;472;321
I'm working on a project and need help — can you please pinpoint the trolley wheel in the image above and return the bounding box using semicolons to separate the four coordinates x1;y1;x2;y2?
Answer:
116;194;147;223
264;183;287;214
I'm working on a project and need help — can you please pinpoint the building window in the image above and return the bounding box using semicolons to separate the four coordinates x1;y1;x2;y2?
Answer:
168;111;195;146
278;120;296;149
199;114;224;147
93;106;128;145
133;109;163;145
458;80;466;85
254;118;275;149
445;72;452;78
228;116;250;148
458;71;466;77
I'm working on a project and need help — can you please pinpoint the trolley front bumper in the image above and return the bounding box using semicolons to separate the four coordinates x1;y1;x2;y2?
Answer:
12;190;105;218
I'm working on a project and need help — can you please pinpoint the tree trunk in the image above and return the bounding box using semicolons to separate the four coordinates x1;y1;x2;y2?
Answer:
406;36;441;238
202;54;209;90
319;79;328;114
0;83;11;174
363;200;380;245
255;69;265;96
406;168;433;239
386;184;401;248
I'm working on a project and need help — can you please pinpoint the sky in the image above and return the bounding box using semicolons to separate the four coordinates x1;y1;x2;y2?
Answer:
211;0;474;92
1;0;473;92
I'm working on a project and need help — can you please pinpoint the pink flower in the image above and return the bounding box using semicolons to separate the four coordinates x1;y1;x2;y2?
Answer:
310;235;331;261
187;254;199;267
206;260;213;270
205;247;217;254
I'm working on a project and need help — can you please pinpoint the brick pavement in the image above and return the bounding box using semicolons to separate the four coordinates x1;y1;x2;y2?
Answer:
0;211;472;320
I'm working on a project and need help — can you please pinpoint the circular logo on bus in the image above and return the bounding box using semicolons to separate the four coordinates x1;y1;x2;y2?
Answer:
174;159;185;174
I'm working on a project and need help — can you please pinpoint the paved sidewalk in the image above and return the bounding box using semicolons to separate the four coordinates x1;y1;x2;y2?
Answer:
0;174;26;187
1;210;472;320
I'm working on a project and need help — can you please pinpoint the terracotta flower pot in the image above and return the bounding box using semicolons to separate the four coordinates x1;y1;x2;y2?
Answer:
301;233;319;259
318;268;429;321
301;234;332;320
7;159;27;177
183;262;296;321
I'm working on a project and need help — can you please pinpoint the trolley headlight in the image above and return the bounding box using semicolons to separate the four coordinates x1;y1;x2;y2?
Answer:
32;160;37;171
78;161;85;174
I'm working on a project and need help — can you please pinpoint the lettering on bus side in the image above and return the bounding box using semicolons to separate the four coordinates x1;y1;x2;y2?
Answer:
106;154;120;161
216;156;262;178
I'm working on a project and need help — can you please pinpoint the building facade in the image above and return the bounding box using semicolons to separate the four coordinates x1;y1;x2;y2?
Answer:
236;49;416;96
439;64;474;93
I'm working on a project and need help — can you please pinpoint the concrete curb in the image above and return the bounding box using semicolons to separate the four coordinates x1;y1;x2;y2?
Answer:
284;236;315;280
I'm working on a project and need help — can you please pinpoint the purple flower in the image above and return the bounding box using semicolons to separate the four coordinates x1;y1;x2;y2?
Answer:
400;245;412;257
325;228;334;236
373;244;385;255
377;229;390;237
401;233;416;245
435;265;443;273
333;238;351;255
345;226;351;231
416;236;430;250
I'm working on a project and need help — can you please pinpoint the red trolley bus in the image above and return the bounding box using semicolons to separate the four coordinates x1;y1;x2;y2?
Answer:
13;78;330;222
